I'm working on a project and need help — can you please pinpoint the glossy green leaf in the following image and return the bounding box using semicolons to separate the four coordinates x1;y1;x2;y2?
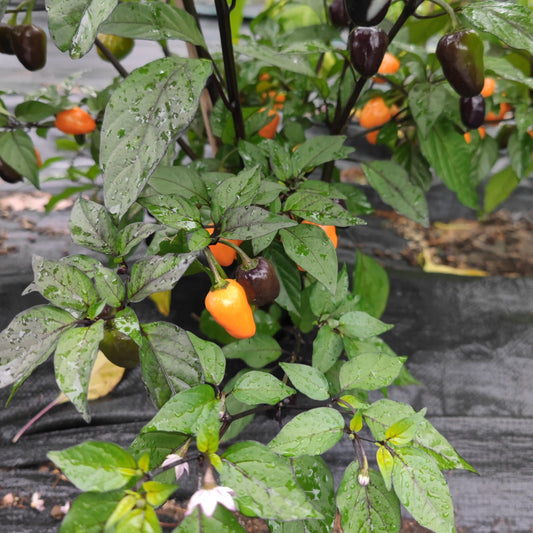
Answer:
392;448;455;533
114;307;142;346
221;441;323;520
92;265;125;308
140;322;203;408
149;166;209;204
408;83;447;139
508;130;533;178
141;384;220;435
54;321;104;421
292;135;354;175
138;194;202;231
128;432;189;468
385;409;426;446
113;506;161;533
127;253;196;302
339;352;405;392
463;1;533;55
267;456;336;533
223;334;282;369
419;119;479;209
280;363;330;401
352;251;390;319
14;101;56;122
27;256;99;317
48;441;138;492
174;505;247;532
337;311;392;340
268;408;344;456
59;490;123;533
362;161;429;227
69;198;118;255
115;222;160;257
47;0;118;58
101;57;212;219
483;164;521;215
99;1;205;45
280;224;338;294
337;464;401;533
221;206;296;240
312;326;343;373
0;129;39;186
0;305;76;389
232;371;295;405
187;332;226;386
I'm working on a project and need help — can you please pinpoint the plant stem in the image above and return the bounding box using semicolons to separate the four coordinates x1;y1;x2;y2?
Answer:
94;37;129;78
214;0;246;141
12;394;62;443
204;247;227;287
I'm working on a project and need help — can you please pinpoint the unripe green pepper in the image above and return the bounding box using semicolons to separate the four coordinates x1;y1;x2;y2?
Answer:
436;29;484;97
349;26;389;78
345;0;391;27
96;33;134;61
0;23;15;54
10;24;47;71
460;94;485;129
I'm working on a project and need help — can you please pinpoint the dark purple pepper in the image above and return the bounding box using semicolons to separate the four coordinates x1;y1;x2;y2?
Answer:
329;0;351;28
235;257;280;307
436;30;484;97
349;26;389;78
345;0;391;27
0;158;23;183
460;94;485;129
0;23;15;55
10;24;47;71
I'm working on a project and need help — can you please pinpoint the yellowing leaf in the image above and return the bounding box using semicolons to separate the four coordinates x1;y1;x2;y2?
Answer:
149;290;172;316
418;249;488;277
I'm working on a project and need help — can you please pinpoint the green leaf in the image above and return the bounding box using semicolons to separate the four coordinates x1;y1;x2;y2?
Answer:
139;194;202;231
15;101;56;123
337;464;401;533
221;206;296;240
284;191;360;226
419;119;479;209
376;446;394;491
99;1;205;46
392;448;455;533
47;0;118;58
235;43;316;76
337;311;392;339
280;224;338;294
267;456;336;533
0;305;76;389
362;161;429;227
352;251;389;319
508;130;533;178
115;222;160;257
149;166;209;203
54;321;104;422
101;57;212;219
141;384;221;435
59;490;123;533
363;399;476;472
128;431;189;468
339;352;405;392
69;198;118;255
268;408;344;457
174;505;247;532
28;256;100;317
408;83;447;139
292;135;354;175
232;371;296;405
223;334;282;369
312;325;344;374
483;164;521;214
187;332;226;386
127;253;196;302
279;363;330;401
114;307;142;346
92;265;125;308
0;130;39;186
48;441;138;492
463;1;533;55
210;167;262;223
140;322;203;408
111;506;161;533
385;409;427;446
221;441;323;520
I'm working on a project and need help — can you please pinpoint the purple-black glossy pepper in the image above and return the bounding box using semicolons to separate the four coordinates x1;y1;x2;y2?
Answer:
0;23;15;54
349;26;389;78
235;257;280;307
10;24;47;71
329;0;351;28
0;158;23;183
345;0;391;27
460;94;485;129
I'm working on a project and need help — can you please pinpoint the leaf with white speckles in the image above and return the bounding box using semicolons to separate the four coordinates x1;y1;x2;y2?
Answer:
101;56;212;220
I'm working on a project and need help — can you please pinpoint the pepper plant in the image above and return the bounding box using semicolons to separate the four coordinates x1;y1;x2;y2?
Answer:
0;0;532;531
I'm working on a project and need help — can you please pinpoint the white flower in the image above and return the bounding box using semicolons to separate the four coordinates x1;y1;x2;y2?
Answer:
161;453;190;481
358;472;370;486
185;486;237;517
30;492;45;512
60;501;71;514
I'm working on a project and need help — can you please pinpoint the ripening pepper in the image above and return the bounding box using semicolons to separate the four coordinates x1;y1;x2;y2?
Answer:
10;24;47;71
345;0;391;27
349;26;389;78
436;30;484;97
460;94;485;130
235;257;280;307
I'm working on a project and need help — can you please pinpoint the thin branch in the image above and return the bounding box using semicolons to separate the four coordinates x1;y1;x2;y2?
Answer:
94;37;129;78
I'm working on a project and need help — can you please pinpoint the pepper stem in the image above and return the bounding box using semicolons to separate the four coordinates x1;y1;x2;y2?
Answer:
204;247;228;289
219;238;258;270
21;0;35;25
427;0;459;30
